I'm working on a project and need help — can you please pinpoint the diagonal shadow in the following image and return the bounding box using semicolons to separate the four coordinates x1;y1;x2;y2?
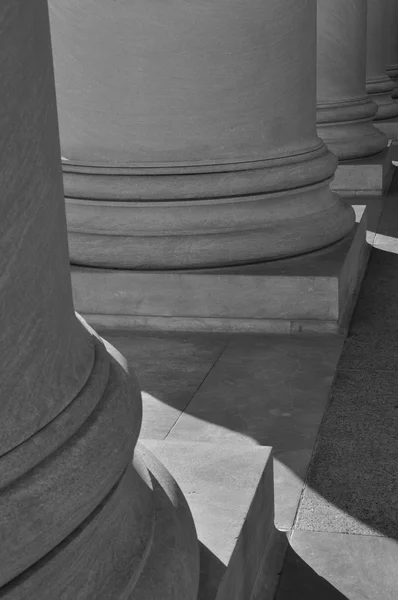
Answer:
101;172;398;596
274;546;349;600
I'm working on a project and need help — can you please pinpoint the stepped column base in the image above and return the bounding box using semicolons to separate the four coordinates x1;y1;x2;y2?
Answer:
49;0;354;270
316;0;388;161
366;0;397;121
386;65;398;101
0;324;200;600
317;99;388;160
366;78;398;121
64;146;354;270
71;206;369;336
331;145;395;195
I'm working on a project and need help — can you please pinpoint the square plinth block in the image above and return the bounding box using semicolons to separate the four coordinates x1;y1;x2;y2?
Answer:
331;146;395;196
71;206;369;335
141;441;287;600
375;117;398;142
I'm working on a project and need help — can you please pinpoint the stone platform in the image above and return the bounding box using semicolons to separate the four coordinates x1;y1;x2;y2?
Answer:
375;117;398;141
71;206;369;335
142;442;286;600
331;145;395;195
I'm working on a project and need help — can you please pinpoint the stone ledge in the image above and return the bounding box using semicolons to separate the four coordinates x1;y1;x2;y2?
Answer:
375;117;398;141
141;441;286;600
331;145;395;195
71;206;369;335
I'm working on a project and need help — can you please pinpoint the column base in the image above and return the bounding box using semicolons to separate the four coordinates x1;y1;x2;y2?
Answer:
0;331;200;600
374;117;398;141
331;146;395;195
141;441;285;600
71;207;368;336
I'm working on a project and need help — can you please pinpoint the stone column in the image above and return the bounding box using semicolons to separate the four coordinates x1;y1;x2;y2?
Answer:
49;0;354;270
386;0;398;100
317;0;387;160
366;0;397;119
0;2;199;598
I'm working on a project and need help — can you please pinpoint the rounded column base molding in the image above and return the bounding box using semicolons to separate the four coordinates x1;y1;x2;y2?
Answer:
0;320;200;599
386;64;398;100
317;97;387;159
366;77;397;120
367;0;397;120
64;145;355;269
2;451;199;600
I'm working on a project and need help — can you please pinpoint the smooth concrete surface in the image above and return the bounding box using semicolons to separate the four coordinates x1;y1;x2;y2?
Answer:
276;532;398;600
71;205;368;335
316;0;387;160
142;442;284;600
109;333;228;439
101;331;344;534
331;145;395;194
50;0;354;268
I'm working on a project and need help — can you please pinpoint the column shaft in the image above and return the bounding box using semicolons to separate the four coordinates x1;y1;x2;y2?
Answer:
366;0;397;119
0;2;199;597
317;0;387;159
49;0;354;270
386;0;398;100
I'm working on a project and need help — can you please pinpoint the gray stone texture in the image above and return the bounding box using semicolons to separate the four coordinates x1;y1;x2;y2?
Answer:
317;0;387;160
49;0;353;269
0;2;200;598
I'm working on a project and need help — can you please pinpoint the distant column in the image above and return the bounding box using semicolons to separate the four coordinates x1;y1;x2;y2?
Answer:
317;0;387;159
49;0;354;270
386;0;398;101
0;1;199;598
366;0;397;119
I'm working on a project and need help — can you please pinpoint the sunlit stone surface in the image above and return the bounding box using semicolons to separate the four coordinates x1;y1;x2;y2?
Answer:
49;0;354;269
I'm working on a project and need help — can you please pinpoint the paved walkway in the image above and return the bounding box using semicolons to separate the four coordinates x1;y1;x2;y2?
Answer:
100;173;398;599
276;174;398;599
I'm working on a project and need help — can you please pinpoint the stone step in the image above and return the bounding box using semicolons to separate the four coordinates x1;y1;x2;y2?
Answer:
141;441;286;600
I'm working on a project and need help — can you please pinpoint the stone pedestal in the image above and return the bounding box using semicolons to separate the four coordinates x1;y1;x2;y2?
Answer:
317;0;387;160
0;2;200;598
366;0;397;120
331;145;395;195
49;0;354;270
71;206;369;336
